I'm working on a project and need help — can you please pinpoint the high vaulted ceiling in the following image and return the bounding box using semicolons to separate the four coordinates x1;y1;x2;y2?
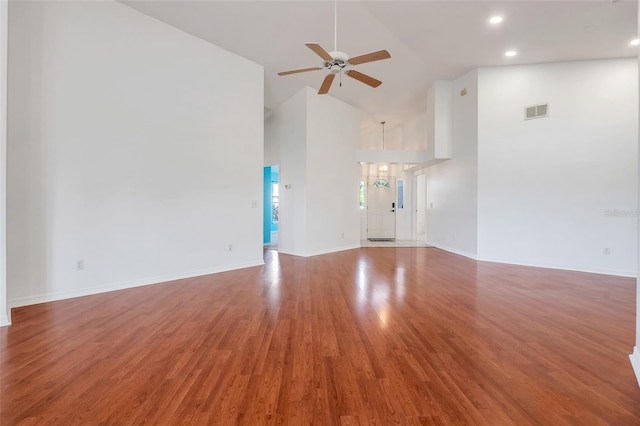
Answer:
122;0;637;130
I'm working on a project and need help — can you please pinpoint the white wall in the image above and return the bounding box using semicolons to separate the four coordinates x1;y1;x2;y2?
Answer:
425;70;479;258
306;89;361;255
264;89;308;255
414;171;427;242
477;59;638;276
0;0;8;325
361;115;428;152
426;81;453;160
360;121;403;151
265;87;361;256
403;113;428;151
632;5;640;385
7;1;264;308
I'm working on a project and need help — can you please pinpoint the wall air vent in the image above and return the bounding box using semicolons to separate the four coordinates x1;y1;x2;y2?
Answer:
525;103;549;120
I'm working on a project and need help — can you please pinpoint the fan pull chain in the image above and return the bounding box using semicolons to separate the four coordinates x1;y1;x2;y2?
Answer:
340;71;342;87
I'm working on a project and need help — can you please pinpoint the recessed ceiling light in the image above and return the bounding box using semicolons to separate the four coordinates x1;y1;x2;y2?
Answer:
630;39;639;46
505;50;517;57
489;16;504;24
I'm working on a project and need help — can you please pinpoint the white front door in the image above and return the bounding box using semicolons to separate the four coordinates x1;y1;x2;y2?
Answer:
367;176;396;240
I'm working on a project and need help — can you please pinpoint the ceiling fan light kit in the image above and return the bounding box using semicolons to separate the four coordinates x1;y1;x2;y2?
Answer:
277;0;390;95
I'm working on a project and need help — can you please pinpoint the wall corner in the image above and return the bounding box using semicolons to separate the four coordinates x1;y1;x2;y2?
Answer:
0;0;8;327
635;0;640;386
630;346;640;387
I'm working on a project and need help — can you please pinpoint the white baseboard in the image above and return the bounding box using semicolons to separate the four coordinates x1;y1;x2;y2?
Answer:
475;256;636;278
303;244;360;257
422;242;635;278
0;314;10;327
8;259;265;309
279;244;360;258
426;242;478;260
630;347;640;387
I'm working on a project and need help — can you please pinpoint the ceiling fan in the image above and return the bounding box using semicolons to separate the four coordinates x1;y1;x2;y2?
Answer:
277;0;391;95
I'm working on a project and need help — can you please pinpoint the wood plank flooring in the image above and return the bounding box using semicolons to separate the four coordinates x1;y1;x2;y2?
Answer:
1;247;639;424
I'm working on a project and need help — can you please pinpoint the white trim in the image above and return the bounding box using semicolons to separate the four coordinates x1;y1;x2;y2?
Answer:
8;259;265;309
303;244;361;257
630;347;640;387
279;244;360;258
335;241;636;278
426;243;478;260
0;0;8;326
475;256;636;278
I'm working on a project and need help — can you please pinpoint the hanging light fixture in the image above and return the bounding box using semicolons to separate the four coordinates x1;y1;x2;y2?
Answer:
374;121;390;187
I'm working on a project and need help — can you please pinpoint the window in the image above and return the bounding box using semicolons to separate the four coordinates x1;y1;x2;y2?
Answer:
397;180;404;209
272;182;279;222
359;180;365;209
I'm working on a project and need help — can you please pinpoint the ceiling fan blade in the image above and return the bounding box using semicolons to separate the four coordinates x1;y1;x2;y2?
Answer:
305;43;333;61
348;50;391;66
318;73;335;95
346;70;382;88
278;67;323;76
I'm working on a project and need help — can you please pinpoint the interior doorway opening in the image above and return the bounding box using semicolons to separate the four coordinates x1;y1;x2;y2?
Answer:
263;165;279;250
359;162;429;247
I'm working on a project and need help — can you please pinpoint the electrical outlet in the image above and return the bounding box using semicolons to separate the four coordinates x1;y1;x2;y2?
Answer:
76;259;84;270
228;244;233;252
251;200;258;208
603;248;611;256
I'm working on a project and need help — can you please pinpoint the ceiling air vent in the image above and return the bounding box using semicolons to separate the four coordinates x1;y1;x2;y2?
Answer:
525;103;549;120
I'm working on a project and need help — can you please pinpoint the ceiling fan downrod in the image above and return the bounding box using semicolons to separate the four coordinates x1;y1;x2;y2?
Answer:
334;0;338;52
276;0;390;95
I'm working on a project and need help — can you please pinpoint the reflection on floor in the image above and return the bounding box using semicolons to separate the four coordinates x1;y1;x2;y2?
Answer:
360;239;433;248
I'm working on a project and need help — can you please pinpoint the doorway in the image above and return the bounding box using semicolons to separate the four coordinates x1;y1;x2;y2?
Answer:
263;165;279;250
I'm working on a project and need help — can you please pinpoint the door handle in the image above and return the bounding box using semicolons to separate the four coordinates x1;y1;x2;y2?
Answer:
391;209;395;212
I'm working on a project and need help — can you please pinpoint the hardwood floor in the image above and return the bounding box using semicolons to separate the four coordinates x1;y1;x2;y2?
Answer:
1;247;639;424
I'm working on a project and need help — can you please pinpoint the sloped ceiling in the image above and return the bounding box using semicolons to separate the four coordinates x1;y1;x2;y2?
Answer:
122;0;637;130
